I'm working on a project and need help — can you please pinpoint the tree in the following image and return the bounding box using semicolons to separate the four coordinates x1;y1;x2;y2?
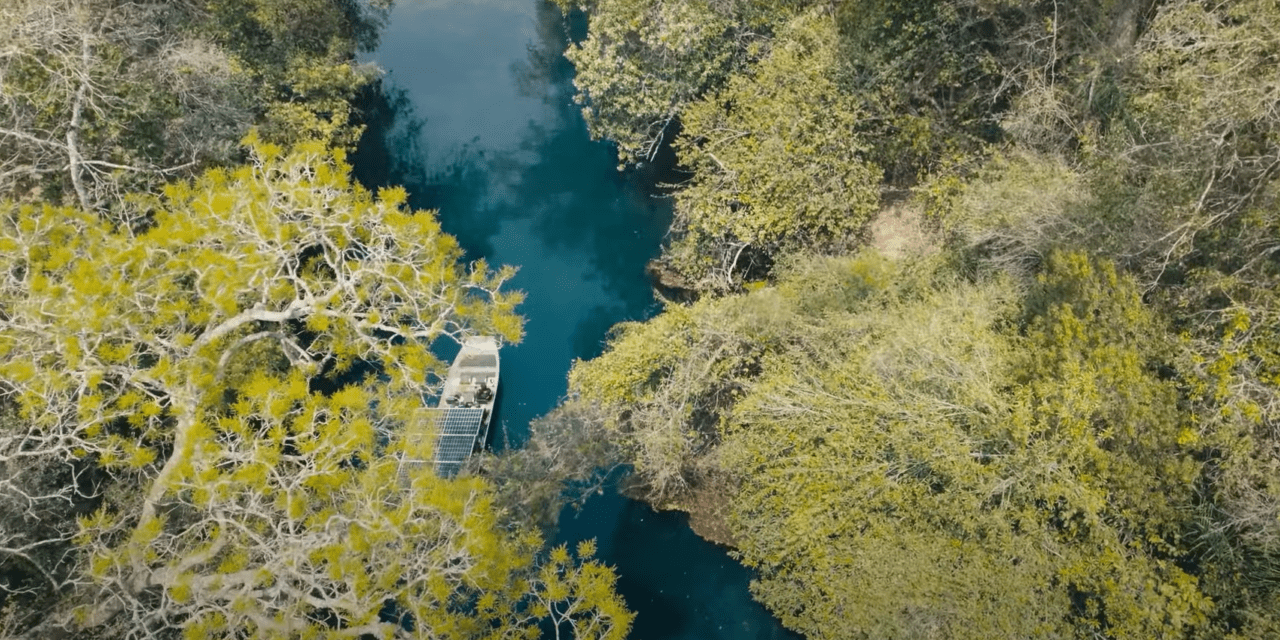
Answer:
833;0;1015;181
958;0;1280;286
475;400;623;533
937;6;1280;627
565;253;912;506
726;254;1210;640
198;0;391;148
568;251;1225;638
0;0;253;209
556;0;813;164
566;293;768;505
1033;0;1280;289
0;0;388;210
0;139;630;638
530;540;631;640
661;8;880;289
934;149;1092;278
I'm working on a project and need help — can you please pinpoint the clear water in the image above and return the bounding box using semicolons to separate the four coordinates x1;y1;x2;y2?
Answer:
353;2;801;638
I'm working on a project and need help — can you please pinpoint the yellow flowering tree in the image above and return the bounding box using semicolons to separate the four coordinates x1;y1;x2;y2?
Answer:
664;9;880;289
0;139;631;639
567;252;1217;638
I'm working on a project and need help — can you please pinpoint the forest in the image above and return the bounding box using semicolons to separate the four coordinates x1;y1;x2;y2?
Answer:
541;0;1280;638
0;0;630;638
3;0;1279;639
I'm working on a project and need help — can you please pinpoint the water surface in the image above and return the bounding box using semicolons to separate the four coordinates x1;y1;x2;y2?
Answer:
354;2;800;638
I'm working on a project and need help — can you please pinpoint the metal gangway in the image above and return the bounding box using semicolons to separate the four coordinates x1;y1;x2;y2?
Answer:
398;407;487;478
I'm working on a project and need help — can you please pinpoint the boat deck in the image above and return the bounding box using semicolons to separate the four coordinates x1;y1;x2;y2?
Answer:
396;336;500;478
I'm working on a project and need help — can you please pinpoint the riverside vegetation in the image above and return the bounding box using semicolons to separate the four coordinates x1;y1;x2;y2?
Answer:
523;0;1280;638
7;0;1280;639
0;1;632;638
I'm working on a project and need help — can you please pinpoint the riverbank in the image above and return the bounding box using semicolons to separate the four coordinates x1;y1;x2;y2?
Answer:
353;1;805;638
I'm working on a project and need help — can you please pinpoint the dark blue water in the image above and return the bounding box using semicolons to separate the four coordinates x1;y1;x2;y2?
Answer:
354;2;800;639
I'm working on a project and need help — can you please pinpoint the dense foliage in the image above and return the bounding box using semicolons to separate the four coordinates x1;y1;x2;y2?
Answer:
0;2;634;638
0;0;386;211
0;141;631;639
550;0;1280;637
667;10;879;289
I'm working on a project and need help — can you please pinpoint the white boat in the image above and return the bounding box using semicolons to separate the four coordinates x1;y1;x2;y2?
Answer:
432;336;500;475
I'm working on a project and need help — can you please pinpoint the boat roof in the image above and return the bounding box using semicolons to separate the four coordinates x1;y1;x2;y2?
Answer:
461;335;500;352
457;353;497;369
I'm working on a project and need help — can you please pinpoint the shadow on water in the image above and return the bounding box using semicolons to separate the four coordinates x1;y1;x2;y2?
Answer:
351;82;503;259
352;0;672;440
352;1;800;639
607;503;803;640
354;1;671;332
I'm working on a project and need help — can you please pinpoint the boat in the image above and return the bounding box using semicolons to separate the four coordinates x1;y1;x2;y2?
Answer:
432;335;500;475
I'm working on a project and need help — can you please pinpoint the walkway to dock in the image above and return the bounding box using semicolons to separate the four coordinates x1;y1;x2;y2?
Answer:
398;407;487;478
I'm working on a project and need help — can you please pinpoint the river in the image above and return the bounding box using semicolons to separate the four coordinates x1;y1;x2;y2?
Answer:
351;1;800;639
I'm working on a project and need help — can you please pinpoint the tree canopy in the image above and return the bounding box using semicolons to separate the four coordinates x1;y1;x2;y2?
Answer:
555;0;816;164
665;9;880;289
563;250;1239;638
0;0;387;211
0;140;631;639
551;0;1280;633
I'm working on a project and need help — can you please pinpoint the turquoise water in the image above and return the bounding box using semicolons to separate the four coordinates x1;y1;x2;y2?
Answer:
353;1;800;638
